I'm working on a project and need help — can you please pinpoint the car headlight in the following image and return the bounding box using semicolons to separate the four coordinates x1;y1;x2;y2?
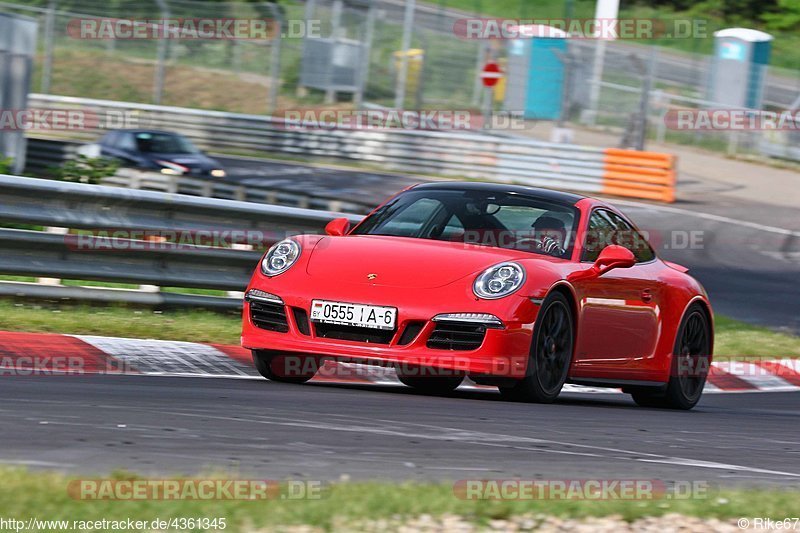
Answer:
261;239;301;277
473;262;526;299
210;169;226;178
156;160;188;175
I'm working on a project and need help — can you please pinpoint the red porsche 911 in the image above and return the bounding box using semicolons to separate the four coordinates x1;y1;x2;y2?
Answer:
241;182;713;410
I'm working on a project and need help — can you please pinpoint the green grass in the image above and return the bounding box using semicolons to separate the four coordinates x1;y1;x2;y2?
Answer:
0;467;797;531
0;301;797;359
0;301;241;345
714;315;800;360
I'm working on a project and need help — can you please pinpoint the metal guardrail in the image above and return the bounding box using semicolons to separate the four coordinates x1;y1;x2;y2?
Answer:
22;139;375;214
102;170;374;214
22;137;79;176
0;174;361;309
26;94;677;202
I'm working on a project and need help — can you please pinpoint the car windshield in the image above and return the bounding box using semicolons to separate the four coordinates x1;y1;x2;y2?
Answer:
134;132;199;154
352;188;579;258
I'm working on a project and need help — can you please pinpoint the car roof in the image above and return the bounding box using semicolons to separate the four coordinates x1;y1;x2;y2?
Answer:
106;129;183;136
412;181;586;206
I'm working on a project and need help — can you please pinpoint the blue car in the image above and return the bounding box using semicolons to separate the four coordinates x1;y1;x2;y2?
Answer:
96;129;226;178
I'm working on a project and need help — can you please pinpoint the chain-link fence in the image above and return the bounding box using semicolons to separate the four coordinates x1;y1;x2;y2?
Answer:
2;0;800;159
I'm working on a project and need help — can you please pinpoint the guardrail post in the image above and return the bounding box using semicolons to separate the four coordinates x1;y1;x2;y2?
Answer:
139;285;160;293
40;0;57;94
37;226;67;286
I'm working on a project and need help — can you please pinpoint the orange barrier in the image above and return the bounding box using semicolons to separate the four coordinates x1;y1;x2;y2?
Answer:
601;148;676;203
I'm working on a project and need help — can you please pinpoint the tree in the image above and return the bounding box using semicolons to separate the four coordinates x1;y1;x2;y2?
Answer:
763;0;800;31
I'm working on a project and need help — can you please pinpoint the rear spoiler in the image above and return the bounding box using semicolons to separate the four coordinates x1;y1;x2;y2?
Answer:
664;261;689;273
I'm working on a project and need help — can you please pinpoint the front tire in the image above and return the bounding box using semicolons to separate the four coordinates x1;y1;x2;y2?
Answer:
252;351;316;384
499;292;574;403
630;304;711;410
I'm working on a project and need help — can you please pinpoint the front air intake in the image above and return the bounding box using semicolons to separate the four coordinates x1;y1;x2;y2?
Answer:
249;301;289;333
426;322;486;351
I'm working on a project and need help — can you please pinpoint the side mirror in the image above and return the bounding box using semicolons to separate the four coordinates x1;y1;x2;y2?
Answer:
567;245;636;282
325;217;351;236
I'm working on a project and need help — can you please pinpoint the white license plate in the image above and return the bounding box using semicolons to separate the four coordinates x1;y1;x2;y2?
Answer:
310;300;397;330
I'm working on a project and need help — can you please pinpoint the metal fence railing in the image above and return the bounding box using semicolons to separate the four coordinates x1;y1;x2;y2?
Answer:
5;0;800;144
25;93;676;202
0;173;361;309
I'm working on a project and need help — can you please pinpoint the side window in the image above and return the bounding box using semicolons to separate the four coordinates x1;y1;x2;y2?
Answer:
583;209;655;263
603;211;656;263
582;210;616;262
371;198;444;237
439;213;465;240
117;133;136;151
101;131;118;147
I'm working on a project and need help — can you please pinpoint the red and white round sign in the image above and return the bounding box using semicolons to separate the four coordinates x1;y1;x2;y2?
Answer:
480;62;503;87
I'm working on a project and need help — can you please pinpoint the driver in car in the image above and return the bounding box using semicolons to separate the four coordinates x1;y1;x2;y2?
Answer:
531;214;568;257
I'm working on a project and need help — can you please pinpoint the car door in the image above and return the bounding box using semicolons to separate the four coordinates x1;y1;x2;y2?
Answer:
98;131;118;158
571;209;663;378
105;132;140;167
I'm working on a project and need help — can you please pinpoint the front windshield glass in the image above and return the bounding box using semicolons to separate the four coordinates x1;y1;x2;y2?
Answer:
134;132;200;154
352;188;579;259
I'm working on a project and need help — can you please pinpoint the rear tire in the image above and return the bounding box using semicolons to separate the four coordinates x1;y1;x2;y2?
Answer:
499;292;574;403
630;304;711;410
252;351;316;384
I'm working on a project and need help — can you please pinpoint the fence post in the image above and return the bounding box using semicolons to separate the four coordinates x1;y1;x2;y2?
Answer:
633;46;658;151
584;39;606;126
325;0;344;104
355;0;376;108
267;3;283;114
153;0;170;105
394;0;416;109
40;0;56;94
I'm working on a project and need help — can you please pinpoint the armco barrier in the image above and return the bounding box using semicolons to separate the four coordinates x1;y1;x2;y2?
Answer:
0;174;361;308
25;94;677;203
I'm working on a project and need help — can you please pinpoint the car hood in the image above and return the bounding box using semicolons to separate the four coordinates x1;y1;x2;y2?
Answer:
305;235;534;289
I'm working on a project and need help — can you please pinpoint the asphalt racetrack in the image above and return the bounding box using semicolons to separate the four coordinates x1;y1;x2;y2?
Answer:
1;375;798;486
1;155;797;489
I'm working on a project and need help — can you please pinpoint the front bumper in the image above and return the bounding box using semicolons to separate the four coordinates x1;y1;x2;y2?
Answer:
241;289;539;379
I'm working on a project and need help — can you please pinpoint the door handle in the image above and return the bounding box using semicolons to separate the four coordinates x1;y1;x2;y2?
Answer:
640;289;653;303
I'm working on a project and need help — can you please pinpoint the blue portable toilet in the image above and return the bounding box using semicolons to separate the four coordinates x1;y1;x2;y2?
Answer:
504;25;568;120
710;28;772;110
